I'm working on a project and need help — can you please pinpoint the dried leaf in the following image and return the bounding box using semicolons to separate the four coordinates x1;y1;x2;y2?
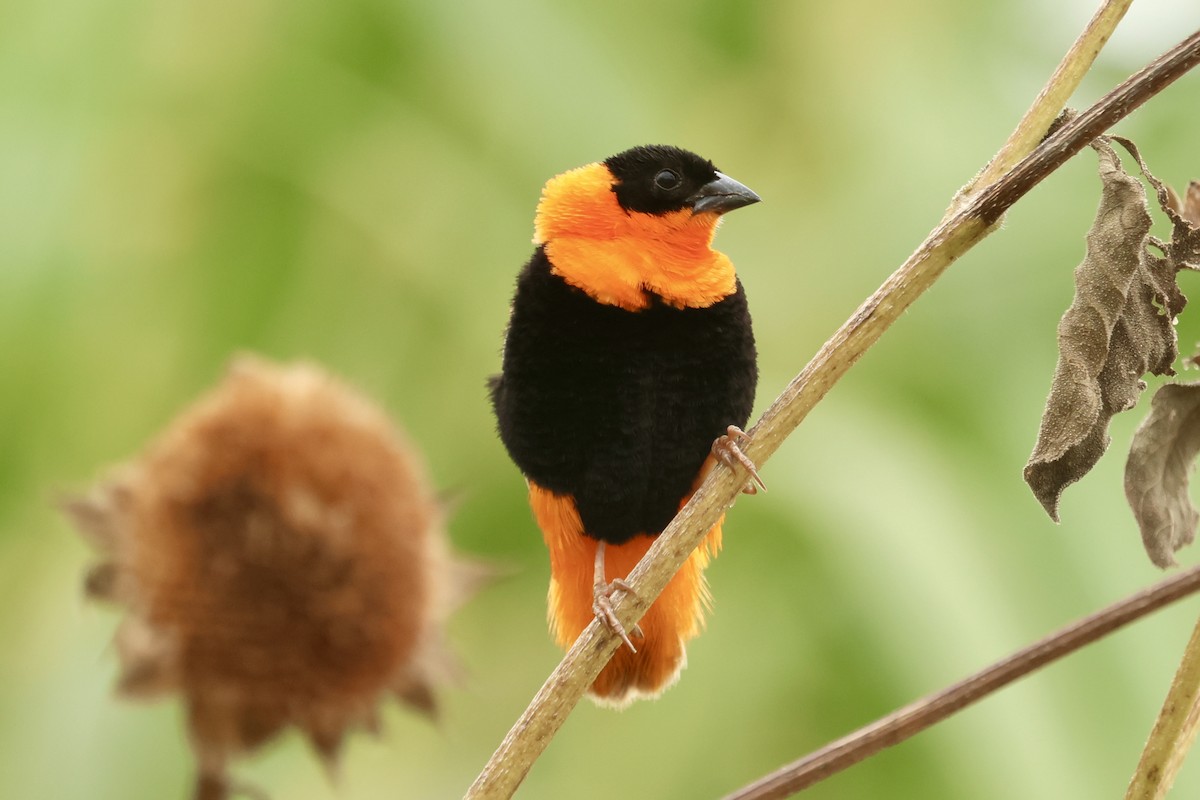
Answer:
1104;139;1200;567
82;561;120;602
58;478;133;550
1113;137;1200;271
113;617;178;699
306;724;346;772
1184;180;1200;227
192;773;269;800
192;773;229;800
1025;138;1169;517
1125;382;1200;567
396;681;438;719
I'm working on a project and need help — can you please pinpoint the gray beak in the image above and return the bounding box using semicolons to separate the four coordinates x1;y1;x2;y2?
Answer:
687;171;761;215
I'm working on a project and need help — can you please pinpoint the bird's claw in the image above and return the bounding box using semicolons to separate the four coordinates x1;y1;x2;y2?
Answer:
593;579;643;653
712;425;766;494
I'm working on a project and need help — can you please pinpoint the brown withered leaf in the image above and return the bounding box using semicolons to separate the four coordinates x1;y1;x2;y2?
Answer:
1125;382;1200;567
1110;138;1200;567
1025;137;1185;518
1185;180;1200;226
1113;137;1200;272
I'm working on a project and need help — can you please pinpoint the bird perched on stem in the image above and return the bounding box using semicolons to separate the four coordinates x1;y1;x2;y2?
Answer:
490;144;762;706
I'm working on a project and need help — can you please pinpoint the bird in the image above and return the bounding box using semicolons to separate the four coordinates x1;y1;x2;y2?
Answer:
489;144;761;706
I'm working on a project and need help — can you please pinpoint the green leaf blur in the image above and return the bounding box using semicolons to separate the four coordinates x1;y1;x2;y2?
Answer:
3;0;1200;798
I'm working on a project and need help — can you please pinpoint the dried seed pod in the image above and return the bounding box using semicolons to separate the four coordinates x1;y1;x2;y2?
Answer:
64;356;483;794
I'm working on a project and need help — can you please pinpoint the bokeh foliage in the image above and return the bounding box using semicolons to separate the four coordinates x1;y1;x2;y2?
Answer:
3;0;1200;798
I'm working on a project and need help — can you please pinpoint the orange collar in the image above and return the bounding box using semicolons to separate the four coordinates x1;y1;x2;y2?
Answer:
533;163;736;311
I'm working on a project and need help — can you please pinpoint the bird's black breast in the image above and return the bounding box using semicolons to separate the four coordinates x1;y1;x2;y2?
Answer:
489;247;757;544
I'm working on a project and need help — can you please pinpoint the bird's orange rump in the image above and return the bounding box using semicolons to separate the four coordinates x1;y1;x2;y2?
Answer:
529;476;724;705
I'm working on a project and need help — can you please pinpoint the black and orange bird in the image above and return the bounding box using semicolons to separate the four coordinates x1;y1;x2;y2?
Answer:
489;144;762;706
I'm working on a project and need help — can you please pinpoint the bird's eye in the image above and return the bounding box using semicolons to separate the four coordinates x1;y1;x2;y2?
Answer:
654;169;681;191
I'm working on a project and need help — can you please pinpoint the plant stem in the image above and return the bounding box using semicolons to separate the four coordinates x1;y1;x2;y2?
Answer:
463;24;1200;800
954;0;1133;209
723;565;1200;800
1127;614;1200;799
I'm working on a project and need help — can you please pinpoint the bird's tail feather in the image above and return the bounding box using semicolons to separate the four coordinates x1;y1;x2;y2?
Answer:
529;481;723;707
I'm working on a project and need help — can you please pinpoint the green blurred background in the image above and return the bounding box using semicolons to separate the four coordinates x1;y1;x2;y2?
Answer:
4;0;1200;798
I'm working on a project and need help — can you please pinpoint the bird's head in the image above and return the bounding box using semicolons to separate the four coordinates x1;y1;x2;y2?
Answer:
532;145;759;310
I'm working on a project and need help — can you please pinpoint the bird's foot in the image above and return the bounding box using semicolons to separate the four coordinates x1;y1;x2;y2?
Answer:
712;424;766;494
593;577;643;653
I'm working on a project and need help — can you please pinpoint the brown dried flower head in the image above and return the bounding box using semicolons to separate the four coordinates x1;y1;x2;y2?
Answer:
64;356;480;786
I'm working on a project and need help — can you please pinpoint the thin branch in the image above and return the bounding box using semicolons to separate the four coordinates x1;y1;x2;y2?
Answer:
723;564;1200;800
464;26;1200;800
953;0;1133;209
1127;614;1200;799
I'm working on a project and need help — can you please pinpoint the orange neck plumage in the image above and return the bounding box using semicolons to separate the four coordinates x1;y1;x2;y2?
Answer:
532;163;736;311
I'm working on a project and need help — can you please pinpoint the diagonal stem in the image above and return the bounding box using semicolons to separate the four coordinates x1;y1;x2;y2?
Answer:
953;0;1133;210
1126;613;1200;798
724;565;1200;800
